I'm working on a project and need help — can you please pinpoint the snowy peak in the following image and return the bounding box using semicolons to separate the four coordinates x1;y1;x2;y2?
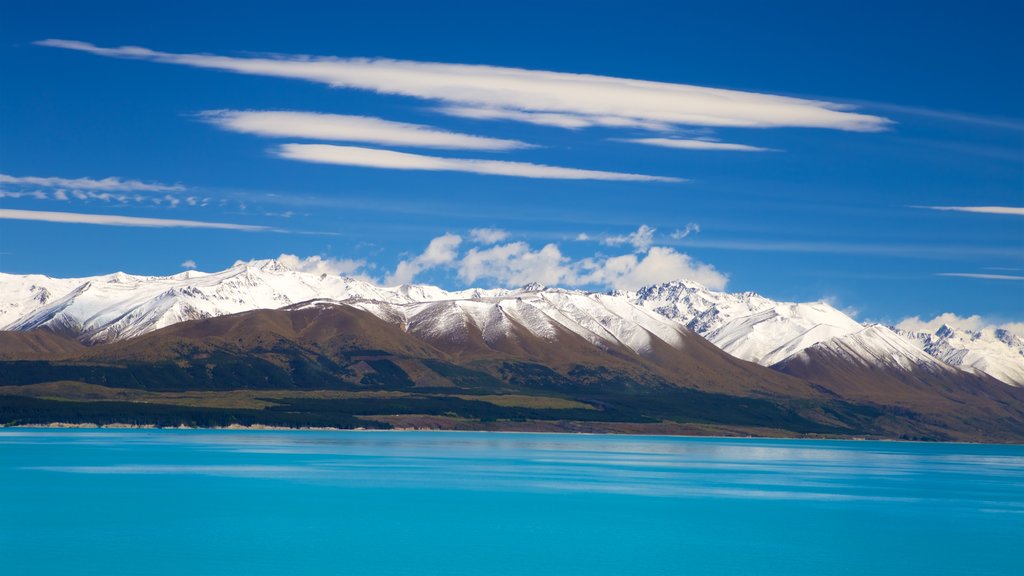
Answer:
0;263;685;359
791;324;953;373
626;279;863;366
896;324;1024;386
2;265;1021;387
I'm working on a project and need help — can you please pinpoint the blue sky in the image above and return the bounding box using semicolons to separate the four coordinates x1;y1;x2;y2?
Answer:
0;0;1021;326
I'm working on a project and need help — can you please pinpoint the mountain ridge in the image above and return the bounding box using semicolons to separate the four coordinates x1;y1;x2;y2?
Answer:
1;261;1021;387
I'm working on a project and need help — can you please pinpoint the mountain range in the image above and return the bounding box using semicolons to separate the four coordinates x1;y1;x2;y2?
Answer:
1;260;1022;441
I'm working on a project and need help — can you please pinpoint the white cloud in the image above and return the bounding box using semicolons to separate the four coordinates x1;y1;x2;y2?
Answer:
0;172;182;192
275;144;681;182
0;208;269;231
619;138;776;152
459;242;570;286
916;205;1024;216
386;233;463;285
938;272;1024;280
435;105;675;131
602;225;656;251
579;247;729;290
670;223;700;239
896;313;1023;338
458;241;727;291
275;253;369;278
53;190;69;201
200;110;532;150
0;189;48;200
469;227;510;244
181;259;197;269
575;233;591;241
38;39;890;132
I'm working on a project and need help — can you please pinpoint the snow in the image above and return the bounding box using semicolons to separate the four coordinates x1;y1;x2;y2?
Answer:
793;324;954;373
2;264;1021;386
897;324;1024;386
626;280;863;365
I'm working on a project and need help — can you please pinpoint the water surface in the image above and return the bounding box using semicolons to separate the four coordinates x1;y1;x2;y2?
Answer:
2;430;1021;575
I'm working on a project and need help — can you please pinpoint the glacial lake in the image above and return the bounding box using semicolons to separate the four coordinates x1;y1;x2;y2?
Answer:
1;430;1021;575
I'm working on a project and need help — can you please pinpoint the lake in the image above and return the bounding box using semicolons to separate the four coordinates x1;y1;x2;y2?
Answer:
1;430;1021;575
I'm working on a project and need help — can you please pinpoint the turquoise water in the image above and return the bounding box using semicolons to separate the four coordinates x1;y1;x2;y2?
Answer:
1;430;1022;575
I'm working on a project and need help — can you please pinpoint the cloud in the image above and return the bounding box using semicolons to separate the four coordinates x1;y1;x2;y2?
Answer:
602;225;655;251
386;233;463;285
583;246;729;291
435;105;675;131
469;227;510;244
0;208;269;231
618;138;776;152
575;233;591;241
38;39;891;132
388;228;729;291
896;313;1023;338
938;272;1024;281
200;110;532;150
670;223;700;239
275;254;369;278
915;205;1024;216
458;241;728;291
0;172;182;192
275;144;681;182
459;242;569;286
180;259;197;269
0;189;49;200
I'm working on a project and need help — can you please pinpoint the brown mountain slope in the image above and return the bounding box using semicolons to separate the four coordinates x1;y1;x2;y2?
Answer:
0;329;86;359
774;347;1024;441
2;301;1023;441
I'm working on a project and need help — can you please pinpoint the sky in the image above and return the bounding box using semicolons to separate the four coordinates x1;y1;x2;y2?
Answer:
0;0;1021;329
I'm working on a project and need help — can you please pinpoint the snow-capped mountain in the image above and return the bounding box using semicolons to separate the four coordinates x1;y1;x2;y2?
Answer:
1;260;506;344
0;261;685;357
1;262;1021;386
622;280;863;366
783;324;954;374
623;280;1023;386
897;325;1024;386
344;289;690;358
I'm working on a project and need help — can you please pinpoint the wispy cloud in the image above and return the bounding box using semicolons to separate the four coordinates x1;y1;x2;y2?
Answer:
0;173;182;192
618;138;776;152
861;101;1024;132
200;110;533;150
469;228;510;244
37;39;891;132
180;259;197;269
671;223;701;239
435;105;675;131
275;144;682;182
602;225;655;251
937;273;1024;281
914;205;1024;216
674;238;1021;259
0;208;269;231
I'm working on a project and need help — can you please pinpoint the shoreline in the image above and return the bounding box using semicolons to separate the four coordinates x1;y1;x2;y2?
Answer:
2;422;1003;445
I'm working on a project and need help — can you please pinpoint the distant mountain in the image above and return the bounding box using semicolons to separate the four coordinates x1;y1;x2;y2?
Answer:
1;262;1021;389
896;324;1024;386
625;280;1024;387
622;280;863;366
772;325;1024;439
